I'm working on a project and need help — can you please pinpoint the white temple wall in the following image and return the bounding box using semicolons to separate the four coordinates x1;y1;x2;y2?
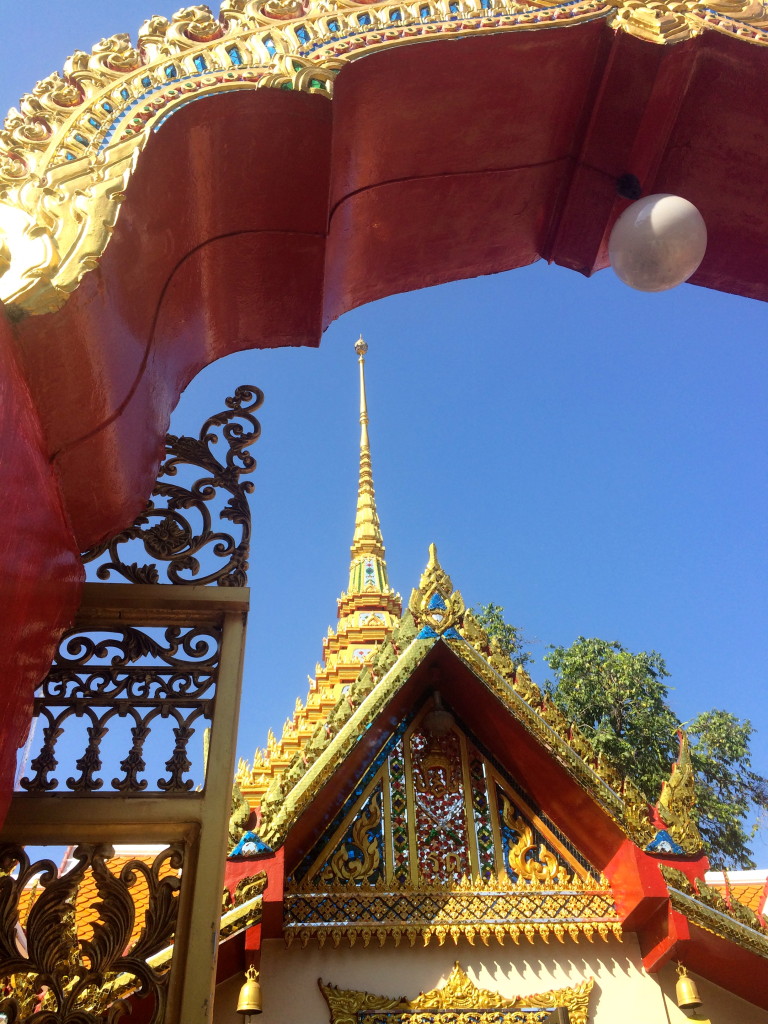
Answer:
212;934;768;1023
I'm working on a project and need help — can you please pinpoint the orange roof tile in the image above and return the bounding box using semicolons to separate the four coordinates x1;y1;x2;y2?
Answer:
705;871;768;916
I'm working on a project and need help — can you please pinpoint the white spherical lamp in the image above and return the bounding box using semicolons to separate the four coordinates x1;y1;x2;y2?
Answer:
608;193;707;292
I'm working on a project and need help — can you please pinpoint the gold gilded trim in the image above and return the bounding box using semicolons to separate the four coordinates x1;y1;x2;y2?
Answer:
3;0;768;315
257;617;424;847
258;546;698;853
286;878;622;948
258;620;658;850
409;544;465;638
608;0;767;44
667;886;768;960
654;731;703;852
320;963;594;1024
443;634;658;849
660;864;768;956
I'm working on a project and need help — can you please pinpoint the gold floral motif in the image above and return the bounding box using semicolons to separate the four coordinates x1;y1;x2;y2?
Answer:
0;844;182;1023
261;0;309;18
172;5;226;41
409;544;465;637
320;964;594;1024
321;791;383;884
654;730;703;854
501;796;570;885
608;0;767;43
233;871;268;906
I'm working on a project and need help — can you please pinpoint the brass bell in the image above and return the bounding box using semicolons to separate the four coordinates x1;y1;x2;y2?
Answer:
676;963;702;1010
237;964;262;1017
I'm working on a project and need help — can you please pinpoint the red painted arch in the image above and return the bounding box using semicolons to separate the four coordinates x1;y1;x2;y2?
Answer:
2;23;768;815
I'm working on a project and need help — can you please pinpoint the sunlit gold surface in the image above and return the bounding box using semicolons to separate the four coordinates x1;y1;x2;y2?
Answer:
654;730;703;853
661;864;768;958
236;341;400;809
3;0;768;315
320;964;594;1024
409;543;465;637
0;844;182;1021
253;543;671;850
286;876;622;948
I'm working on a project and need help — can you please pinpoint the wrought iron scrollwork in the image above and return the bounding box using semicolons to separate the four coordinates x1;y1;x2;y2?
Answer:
0;843;183;1024
82;384;263;586
20;624;221;793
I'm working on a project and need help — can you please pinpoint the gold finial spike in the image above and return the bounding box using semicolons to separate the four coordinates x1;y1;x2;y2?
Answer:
418;543;454;596
356;335;371;451
349;338;388;576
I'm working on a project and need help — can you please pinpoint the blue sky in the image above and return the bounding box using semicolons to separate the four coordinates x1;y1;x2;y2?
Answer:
4;3;767;857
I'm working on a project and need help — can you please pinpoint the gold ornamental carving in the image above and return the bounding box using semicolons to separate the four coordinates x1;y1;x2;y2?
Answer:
500;796;570;885
654;730;704;854
608;0;767;43
320;963;594;1024
409;544;465;638
285;875;623;948
445;637;659;849
4;0;768;316
321;792;383;885
0;843;183;1023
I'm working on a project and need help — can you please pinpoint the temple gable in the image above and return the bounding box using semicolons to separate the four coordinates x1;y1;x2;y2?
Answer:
292;703;597;891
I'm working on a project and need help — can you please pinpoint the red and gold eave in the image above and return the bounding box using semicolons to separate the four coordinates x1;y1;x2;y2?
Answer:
3;12;768;870
223;551;768;1009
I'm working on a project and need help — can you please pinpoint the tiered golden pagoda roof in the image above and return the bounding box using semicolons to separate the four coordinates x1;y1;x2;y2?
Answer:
236;338;401;808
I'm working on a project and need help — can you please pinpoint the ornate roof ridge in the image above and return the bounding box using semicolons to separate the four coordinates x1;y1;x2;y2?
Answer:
258;610;424;843
258;544;702;855
662;864;768;958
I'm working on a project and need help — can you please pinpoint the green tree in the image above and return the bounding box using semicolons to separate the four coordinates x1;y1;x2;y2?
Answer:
688;710;768;869
474;603;533;669
544;637;767;869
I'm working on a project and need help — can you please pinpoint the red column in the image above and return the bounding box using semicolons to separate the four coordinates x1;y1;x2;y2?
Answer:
0;314;82;819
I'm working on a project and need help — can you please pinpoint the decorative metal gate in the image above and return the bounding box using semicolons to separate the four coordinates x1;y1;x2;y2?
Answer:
0;385;262;1024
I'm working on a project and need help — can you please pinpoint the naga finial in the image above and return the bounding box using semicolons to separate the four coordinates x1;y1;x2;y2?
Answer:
654;730;704;854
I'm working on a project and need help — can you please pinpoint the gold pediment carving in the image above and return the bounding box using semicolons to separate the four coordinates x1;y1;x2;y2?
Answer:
320;963;594;1024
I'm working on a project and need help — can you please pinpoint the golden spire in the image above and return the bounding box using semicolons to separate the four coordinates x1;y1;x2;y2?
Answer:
348;337;390;593
236;335;402;809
